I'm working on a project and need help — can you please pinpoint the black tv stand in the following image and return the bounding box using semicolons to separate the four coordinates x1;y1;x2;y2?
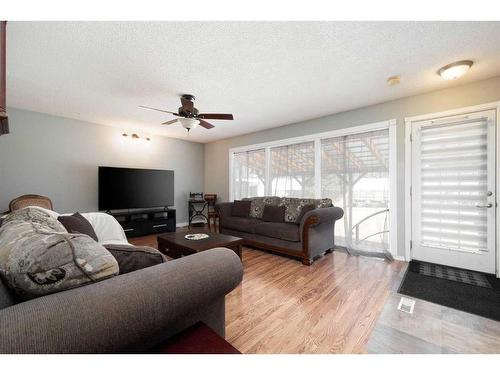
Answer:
107;207;176;238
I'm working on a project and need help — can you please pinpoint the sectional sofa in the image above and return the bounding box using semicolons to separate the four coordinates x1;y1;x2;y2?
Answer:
0;207;243;353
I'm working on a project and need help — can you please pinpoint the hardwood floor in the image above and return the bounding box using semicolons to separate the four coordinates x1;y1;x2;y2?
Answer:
130;231;404;353
225;248;403;353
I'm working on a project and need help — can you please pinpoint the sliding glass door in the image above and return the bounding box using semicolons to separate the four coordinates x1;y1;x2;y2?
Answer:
321;129;391;258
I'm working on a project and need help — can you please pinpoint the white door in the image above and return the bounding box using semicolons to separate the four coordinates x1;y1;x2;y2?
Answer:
411;110;496;274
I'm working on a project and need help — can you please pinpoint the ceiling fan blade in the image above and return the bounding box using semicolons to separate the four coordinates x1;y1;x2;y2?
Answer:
180;97;194;112
198;120;215;129
162;119;179;125
139;105;179;116
197;113;234;120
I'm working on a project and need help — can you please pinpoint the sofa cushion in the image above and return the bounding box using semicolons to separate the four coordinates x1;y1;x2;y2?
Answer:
0;207;119;300
58;212;99;242
231;200;251;218
220;217;258;234
254;222;301;242
261;204;285;223
103;244;166;275
243;196;281;219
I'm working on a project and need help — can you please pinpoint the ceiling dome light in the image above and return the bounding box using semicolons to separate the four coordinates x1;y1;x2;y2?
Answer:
179;117;199;132
438;60;473;80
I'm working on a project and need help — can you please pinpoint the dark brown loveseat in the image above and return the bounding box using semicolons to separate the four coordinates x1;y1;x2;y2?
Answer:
216;197;344;265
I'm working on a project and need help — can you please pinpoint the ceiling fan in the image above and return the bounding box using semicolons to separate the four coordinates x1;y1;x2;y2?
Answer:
139;94;234;132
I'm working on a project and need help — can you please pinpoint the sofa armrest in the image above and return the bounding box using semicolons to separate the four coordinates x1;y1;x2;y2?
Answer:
0;248;243;353
300;206;344;230
215;202;234;219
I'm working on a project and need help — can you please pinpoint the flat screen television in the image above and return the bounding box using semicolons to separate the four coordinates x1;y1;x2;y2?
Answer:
98;166;174;210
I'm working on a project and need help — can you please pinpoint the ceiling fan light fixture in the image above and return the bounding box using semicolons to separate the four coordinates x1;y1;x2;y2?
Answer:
438;60;473;80
179;117;199;131
139;94;233;130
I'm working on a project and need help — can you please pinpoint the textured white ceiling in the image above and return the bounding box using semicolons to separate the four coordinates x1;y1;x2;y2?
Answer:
7;21;500;143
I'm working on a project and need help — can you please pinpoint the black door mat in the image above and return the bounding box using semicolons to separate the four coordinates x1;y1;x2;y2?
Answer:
398;260;500;322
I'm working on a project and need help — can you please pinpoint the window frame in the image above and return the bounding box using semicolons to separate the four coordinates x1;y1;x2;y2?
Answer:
228;119;398;256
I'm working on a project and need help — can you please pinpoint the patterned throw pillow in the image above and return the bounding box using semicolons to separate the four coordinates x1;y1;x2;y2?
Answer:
243;197;281;219
294;204;316;224
280;198;334;223
0;207;119;300
317;198;333;208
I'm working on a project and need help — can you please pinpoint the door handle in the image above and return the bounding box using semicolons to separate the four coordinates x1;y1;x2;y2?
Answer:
476;203;493;208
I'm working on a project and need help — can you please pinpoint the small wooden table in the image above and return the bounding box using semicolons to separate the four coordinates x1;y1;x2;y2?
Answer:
157;231;243;260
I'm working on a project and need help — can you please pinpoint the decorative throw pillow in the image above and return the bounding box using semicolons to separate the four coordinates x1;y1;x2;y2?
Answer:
281;198;315;223
103;244;167;275
243;196;281;219
2;206;66;232
316;198;333;208
261;205;286;223
0;207;119;300
58;212;99;242
280;198;333;223
231;200;252;217
295;204;316;224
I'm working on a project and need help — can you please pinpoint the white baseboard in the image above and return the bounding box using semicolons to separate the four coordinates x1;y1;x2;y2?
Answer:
393;255;407;262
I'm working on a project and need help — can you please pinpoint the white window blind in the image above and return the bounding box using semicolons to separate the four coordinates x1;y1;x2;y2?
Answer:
270;141;315;198
419;118;489;252
232;149;266;200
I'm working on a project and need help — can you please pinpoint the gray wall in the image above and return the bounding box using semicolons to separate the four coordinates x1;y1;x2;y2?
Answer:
0;108;204;224
204;75;500;257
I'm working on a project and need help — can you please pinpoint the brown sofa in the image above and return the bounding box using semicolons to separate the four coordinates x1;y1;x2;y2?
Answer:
216;197;344;265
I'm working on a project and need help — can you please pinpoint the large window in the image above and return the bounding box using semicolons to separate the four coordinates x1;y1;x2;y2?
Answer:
232;149;266;200
229;120;397;258
270;142;315;198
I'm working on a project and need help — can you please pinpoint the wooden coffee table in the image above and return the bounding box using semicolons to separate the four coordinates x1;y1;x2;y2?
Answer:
157;231;243;260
